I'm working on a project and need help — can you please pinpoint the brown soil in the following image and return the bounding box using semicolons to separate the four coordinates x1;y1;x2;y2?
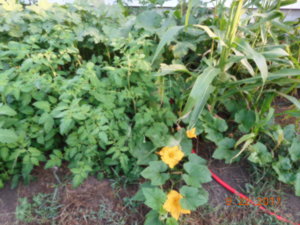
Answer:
1;157;300;225
0;166;142;225
0;183;18;225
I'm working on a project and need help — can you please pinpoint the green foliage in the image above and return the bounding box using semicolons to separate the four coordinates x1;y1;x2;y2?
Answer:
142;187;166;211
0;0;178;187
1;0;300;224
16;193;61;224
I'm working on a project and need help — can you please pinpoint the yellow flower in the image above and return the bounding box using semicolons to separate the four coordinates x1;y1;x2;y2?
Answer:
158;146;184;169
186;128;197;139
163;190;191;220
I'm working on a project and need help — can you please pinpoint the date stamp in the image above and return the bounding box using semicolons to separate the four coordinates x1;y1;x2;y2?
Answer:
225;197;281;206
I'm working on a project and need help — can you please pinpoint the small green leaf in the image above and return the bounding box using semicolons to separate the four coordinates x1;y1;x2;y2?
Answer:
180;186;208;210
0;129;18;144
72;174;84;188
0;105;17;116
33;101;50;112
0;148;9;160
60;118;73;135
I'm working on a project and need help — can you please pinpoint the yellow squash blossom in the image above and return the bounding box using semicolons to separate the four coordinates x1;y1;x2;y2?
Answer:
186;128;197;139
158;146;184;169
163;190;191;220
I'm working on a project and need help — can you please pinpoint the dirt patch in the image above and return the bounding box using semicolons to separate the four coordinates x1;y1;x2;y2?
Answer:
0;166;141;225
58;177;139;225
274;97;299;129
0;183;18;225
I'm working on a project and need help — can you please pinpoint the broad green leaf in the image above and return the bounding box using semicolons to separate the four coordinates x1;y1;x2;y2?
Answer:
144;210;164;225
183;161;212;187
204;126;223;143
283;124;296;142
180;137;193;156
141;161;170;186
172;41;196;59
0;129;18;144
136;10;162;31
234;109;256;133
182;67;220;127
142;187;166;211
0;105;17;116
213;138;239;163
132;142;157;165
248;142;273;166
272;156;294;184
131;182;153;202
180;186;208;210
152;26;183;64
288;138;300;162
166;218;179;225
188;154;207;165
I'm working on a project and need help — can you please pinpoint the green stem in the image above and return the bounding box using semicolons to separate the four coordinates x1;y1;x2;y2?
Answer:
185;0;192;28
219;0;245;72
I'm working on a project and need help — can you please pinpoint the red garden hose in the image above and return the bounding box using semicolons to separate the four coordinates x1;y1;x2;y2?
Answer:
209;169;300;225
191;149;299;224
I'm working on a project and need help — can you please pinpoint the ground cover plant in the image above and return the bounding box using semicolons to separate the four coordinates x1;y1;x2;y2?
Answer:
0;0;299;224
